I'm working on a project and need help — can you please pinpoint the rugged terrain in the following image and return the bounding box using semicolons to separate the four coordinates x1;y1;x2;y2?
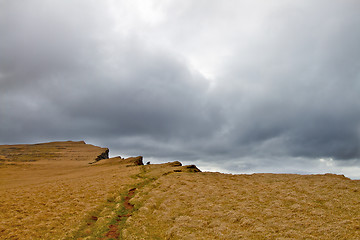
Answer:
0;141;359;239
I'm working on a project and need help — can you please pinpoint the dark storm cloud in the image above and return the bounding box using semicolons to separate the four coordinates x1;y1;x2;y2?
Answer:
0;0;222;148
1;0;359;177
213;0;360;163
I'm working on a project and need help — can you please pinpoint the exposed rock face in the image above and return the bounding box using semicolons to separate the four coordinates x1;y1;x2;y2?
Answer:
89;148;109;164
184;165;201;172
122;156;144;166
90;155;144;166
95;149;109;161
166;161;182;167
162;161;201;173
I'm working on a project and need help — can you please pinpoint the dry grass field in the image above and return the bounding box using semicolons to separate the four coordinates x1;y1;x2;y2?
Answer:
125;173;360;239
0;141;142;239
0;141;198;239
1;141;360;239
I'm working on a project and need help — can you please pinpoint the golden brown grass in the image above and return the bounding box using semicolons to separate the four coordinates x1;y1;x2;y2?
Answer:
0;141;141;239
1;141;360;239
124;172;360;239
0;141;107;164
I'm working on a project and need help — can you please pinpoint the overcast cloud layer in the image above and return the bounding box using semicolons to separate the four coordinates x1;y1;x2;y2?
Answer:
1;0;360;178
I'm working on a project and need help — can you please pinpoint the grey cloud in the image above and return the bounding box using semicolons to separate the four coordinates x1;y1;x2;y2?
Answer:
1;0;360;177
0;1;222;146
212;0;360;162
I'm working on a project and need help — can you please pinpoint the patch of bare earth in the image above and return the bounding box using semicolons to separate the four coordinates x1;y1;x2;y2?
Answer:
103;188;137;239
124;188;136;210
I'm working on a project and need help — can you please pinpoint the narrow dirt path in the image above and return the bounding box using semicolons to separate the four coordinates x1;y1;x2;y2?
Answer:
124;188;136;210
104;188;137;239
105;224;120;239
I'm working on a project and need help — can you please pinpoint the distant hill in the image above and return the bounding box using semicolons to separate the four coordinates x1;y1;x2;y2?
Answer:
0;141;109;164
0;141;359;239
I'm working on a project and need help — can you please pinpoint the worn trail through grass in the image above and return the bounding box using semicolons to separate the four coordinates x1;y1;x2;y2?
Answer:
103;188;137;239
101;168;155;239
78;164;178;240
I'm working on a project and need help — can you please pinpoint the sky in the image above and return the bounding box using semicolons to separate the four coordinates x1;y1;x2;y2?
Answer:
1;0;360;178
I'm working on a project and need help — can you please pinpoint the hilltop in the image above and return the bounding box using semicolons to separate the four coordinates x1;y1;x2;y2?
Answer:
0;141;359;239
0;141;109;163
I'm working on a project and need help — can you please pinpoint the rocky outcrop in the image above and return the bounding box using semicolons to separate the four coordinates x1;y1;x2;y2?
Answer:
184;165;201;172
89;148;109;164
122;156;144;166
89;153;200;173
162;161;201;173
166;161;182;167
95;149;109;161
90;155;144;166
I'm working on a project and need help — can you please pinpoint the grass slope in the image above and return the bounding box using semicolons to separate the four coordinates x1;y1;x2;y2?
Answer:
0;141;359;239
124;172;360;239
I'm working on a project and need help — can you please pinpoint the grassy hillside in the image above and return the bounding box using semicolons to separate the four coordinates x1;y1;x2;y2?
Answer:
0;141;359;239
124;173;360;239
